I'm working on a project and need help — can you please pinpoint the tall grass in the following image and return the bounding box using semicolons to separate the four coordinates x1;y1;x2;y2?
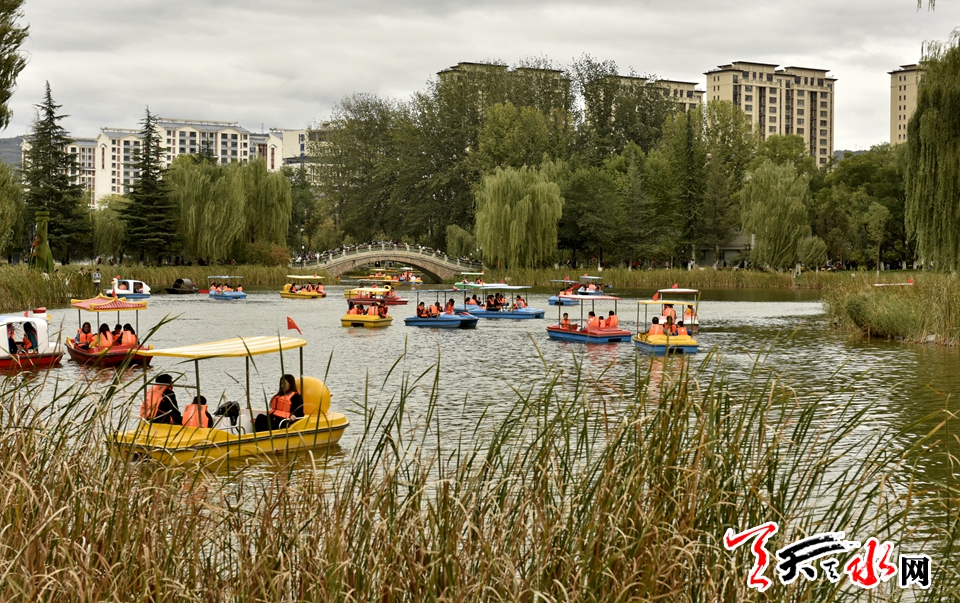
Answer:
0;266;96;312
99;265;303;287
823;273;960;344
0;348;956;600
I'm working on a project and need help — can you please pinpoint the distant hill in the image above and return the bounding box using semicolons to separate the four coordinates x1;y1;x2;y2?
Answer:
0;135;22;167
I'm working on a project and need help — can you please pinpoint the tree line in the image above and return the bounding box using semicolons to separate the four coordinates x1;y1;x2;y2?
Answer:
314;55;919;271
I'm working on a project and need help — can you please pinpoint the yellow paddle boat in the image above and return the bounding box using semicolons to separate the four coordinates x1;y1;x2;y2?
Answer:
113;336;349;465
340;313;393;328
280;275;326;299
633;300;699;355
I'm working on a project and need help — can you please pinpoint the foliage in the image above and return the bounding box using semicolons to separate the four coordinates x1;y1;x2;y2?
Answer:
0;0;27;131
906;30;960;271
237;241;292;266
0;160;22;254
798;235;828;268
739;160;810;269
445;224;476;258
21;82;89;263
120;108;177;261
91;194;128;260
474;102;559;172
475;164;563;268
558;162;625;265
286;165;324;250
166;156;245;260
241;158;291;246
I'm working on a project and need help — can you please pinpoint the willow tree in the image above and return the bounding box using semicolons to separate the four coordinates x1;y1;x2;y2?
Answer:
0;160;22;254
92;194;128;260
740;160;810;270
905;31;960;271
166;157;246;260
445;224;476;259
242;158;292;245
475;164;563;268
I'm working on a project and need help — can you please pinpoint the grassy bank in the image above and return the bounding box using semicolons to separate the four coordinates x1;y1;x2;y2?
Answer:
0;351;956;600
0;266;98;312
824;273;960;345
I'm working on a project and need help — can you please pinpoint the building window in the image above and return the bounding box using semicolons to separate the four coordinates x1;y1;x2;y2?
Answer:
231;134;238;139
820;148;827;155
797;109;804;116
767;73;773;82
820;111;827;118
797;90;805;97
820;129;828;136
797;128;804;135
769;107;777;114
820;139;827;146
769;96;777;103
745;105;753;112
820;158;827;164
820;101;828;108
769;126;777;133
745;95;753;102
820;120;828;127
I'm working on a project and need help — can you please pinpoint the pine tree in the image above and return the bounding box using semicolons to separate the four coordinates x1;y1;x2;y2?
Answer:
22;81;88;263
121;108;177;261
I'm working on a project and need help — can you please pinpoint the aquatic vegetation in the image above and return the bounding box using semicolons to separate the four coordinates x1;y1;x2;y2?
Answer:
0;348;956;600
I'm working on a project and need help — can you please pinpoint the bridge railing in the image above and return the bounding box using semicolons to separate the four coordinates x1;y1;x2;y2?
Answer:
297;243;483;271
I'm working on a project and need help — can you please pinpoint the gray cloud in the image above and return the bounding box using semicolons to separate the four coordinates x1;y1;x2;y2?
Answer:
8;0;958;149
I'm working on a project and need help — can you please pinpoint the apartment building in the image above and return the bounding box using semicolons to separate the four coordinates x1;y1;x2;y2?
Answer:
705;61;836;165
890;64;921;145
20;137;98;203
616;75;704;111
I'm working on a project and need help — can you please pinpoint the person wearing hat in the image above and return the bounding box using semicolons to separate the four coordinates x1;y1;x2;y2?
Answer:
140;373;182;424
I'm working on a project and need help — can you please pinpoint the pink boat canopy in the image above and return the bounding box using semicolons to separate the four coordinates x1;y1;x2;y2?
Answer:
71;294;148;312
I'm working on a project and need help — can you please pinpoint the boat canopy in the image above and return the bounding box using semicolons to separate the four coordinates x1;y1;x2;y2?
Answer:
550;278;576;283
207;275;244;280
286;275;324;280
71;294;147;312
656;288;699;295
347;287;392;294
462;284;530;291
558;294;622;301
136;336;306;359
579;275;603;281
638;299;696;306
459;271;484;276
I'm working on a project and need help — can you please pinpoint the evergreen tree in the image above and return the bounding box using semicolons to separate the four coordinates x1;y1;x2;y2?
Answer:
121;108;177;261
0;0;28;131
21;82;88;263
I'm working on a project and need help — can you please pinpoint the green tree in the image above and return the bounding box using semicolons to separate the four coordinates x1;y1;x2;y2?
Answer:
241;158;291;246
166;156;246;260
660;107;707;262
864;201;891;274
905;33;960;270
121;108;177;262
475;102;556;171
558;163;625;268
739;160;810;270
475;164;563;268
0;160;22;255
0;1;28;131
286;165;322;251
445;224;476;259
91;194;128;260
22;82;89;263
798;235;828;270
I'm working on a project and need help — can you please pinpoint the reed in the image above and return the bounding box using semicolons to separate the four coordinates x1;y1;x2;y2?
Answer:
0;266;97;312
0;348;955;601
824;273;960;345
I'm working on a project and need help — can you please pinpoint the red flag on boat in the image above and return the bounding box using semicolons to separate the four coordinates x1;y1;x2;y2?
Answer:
286;316;302;334
908;278;914;284
672;283;679;288
653;292;659;301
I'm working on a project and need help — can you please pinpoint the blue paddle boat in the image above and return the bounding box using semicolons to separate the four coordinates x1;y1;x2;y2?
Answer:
455;284;545;319
207;275;247;300
405;289;479;329
546;294;632;343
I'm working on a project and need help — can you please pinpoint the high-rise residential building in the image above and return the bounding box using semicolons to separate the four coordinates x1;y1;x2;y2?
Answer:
705;61;837;165
890;64;921;145
615;75;705;111
20;137;98;203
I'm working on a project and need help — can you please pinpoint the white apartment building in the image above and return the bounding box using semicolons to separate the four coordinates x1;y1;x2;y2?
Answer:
20;137;98;204
890;64;921;145
705;61;836;165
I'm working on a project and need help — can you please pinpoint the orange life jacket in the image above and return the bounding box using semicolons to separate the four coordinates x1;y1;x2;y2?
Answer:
607;315;619;328
587;317;600;329
648;324;664;335
428;305;440;318
366;306;379;316
182;404;209;428
140;385;168;419
94;332;113;349
516;299;527;309
377;305;388;318
121;331;137;346
21;335;33;351
663;308;677;320
560;318;572;330
444;302;455;315
675;326;687;336
271;392;294;419
78;331;95;344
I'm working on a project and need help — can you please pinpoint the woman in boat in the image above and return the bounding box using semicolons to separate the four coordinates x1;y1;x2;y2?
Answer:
584;311;600;331
366;303;379;316
120;324;138;346
444;299;456;315
427;302;441;318
664;315;677;335
560;313;573;330
6;323;18;354
377;302;389;318
416;302;427;318
92;323;113;351
663;304;677;321
255;374;304;432
112;323;123;342
140;373;182;425
20;322;38;354
76;322;94;348
182;395;214;428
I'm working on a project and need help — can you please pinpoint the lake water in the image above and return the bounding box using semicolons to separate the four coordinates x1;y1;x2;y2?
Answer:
32;286;960;487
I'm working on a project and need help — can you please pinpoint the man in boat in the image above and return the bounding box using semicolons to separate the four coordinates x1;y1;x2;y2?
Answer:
377;302;389;318
111;323;123;342
560;313;573;330
663;315;677;335
427;302;441;318
76;322;94;348
684;305;696;321
648;317;664;335
675;320;688;336
515;295;528;309
140;374;182;425
416;302;426;318
182;395;214;428
254;374;304;432
366;303;379;316
606;310;619;328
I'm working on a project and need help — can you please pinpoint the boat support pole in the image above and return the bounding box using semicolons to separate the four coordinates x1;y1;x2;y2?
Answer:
245;357;250;408
195;360;201;403
299;346;304;388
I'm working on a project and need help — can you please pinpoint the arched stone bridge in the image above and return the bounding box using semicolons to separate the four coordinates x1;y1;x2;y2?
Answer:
308;244;483;282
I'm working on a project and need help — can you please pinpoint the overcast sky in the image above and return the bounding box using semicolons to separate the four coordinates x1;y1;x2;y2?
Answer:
6;0;957;149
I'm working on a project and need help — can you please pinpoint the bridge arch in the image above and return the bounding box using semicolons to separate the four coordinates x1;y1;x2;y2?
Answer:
310;245;483;283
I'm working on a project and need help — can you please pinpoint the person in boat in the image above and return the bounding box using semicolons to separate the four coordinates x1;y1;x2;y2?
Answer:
515;295;528;309
112;323;123;342
428;302;441;318
465;295;478;306
606;310;619;328
485;295;496;311
134;282;143;293
236;284;243;292
684;305;696;321
663;304;677;321
664;315;677;336
377;302;389;318
648;317;665;335
444;299;456;315
255;374;304;432
117;281;128;291
582;311;601;331
6;323;18;354
560;313;573;330
75;322;95;348
119;324;138;346
366;303;379;316
675;320;688;336
20;322;38;354
416;301;427;318
92;323;113;351
140;373;182;425
182;395;214;428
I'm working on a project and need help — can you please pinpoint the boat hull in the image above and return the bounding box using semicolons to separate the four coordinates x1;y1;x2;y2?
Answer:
548;296;580;306
210;291;247;300
105;291;150;300
404;315;479;329
280;291;326;299
0;352;63;371
66;339;153;367
456;306;545;319
345;297;407;306
632;334;699;356
340;315;393;328
113;413;349;466
546;325;632;344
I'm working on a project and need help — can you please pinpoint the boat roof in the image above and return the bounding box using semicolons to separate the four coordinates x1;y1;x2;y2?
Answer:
550;278;576;282
638;299;697;306
71;294;147;312
419;289;459;293
286;275;324;280
348;287;392;294
207;275;244;279
360;277;394;282
462;283;530;290
136;336;306;359
656;288;699;295
580;275;603;281
559;294;622;301
460;271;484;275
